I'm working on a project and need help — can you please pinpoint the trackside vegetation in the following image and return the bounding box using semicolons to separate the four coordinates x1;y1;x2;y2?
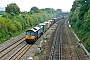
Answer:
0;3;62;44
69;0;90;52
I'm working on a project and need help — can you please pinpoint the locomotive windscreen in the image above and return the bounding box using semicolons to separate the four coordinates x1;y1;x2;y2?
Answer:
26;31;35;36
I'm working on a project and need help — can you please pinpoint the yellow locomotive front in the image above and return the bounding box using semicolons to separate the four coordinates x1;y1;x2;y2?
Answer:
26;30;36;44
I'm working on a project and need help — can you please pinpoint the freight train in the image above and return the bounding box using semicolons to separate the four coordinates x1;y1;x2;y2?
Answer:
26;18;58;44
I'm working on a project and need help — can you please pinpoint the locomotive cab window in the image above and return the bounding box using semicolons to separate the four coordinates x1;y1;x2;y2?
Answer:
31;32;35;36
26;31;35;36
26;31;30;35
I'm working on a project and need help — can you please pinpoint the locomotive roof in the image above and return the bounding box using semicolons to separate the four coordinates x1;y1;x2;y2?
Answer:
26;25;43;32
28;26;39;32
30;28;37;32
31;26;40;32
26;29;36;32
36;25;43;28
34;26;40;30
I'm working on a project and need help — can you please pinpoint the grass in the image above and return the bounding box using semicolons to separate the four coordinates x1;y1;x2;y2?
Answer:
43;38;49;41
0;29;26;44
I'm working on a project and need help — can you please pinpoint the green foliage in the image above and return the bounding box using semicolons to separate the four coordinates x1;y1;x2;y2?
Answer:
0;5;57;43
56;9;62;17
70;1;79;12
29;6;40;14
43;38;49;41
5;3;20;15
44;8;56;14
0;11;4;15
69;0;90;52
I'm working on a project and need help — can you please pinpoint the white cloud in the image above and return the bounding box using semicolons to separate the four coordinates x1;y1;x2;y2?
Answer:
0;0;75;12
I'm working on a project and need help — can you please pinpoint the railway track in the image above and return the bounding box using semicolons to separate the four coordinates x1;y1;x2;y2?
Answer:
50;20;64;60
0;33;25;53
0;20;60;60
50;19;88;60
0;38;26;60
19;21;60;60
9;44;31;60
0;19;88;60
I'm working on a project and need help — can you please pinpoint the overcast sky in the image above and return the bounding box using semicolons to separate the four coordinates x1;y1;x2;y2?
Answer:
0;0;75;12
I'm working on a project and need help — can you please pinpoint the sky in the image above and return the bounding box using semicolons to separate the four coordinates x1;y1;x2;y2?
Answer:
0;0;75;12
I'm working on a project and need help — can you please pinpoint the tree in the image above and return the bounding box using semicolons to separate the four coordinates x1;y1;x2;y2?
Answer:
5;3;20;15
30;6;40;14
69;0;90;52
56;9;62;17
70;1;79;12
44;8;55;14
